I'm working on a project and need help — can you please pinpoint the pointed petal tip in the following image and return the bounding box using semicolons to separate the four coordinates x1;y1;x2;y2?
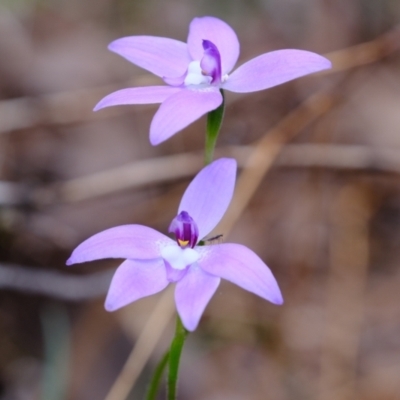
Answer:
93;97;110;111
319;56;333;70
93;102;103;112
272;292;284;306
263;281;284;305
104;300;118;312
149;133;163;146
181;319;197;332
65;258;73;266
107;39;119;52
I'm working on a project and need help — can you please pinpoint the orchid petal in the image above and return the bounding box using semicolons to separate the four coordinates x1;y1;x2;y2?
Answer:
66;225;172;265
149;88;222;145
199;244;283;305
105;259;168;311
179;158;236;240
175;263;220;331
164;261;188;283
109;36;191;78
93;86;181;111
222;50;332;93
187;16;240;75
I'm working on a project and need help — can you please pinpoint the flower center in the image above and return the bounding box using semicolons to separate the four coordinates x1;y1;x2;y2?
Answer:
184;60;212;86
160;245;199;271
164;40;223;88
169;210;199;248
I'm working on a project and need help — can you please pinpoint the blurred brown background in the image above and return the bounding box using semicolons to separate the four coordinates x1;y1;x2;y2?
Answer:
1;0;400;399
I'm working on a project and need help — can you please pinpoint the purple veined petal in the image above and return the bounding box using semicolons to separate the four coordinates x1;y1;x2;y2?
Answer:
175;263;220;331
66;225;173;265
94;86;181;111
179;158;237;240
105;258;169;311
187;16;240;76
222;49;332;93
149;88;223;145
109;36;191;78
201;40;222;84
169;211;199;249
199;243;283;305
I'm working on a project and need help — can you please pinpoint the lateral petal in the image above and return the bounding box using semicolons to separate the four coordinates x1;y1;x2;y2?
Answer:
222;49;331;93
94;86;181;111
66;225;173;265
175;263;220;331
199;243;283;305
109;36;191;78
187;16;240;76
179;158;237;240
149;88;222;145
105;259;168;311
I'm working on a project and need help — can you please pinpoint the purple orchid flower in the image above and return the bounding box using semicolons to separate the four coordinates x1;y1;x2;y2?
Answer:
66;158;283;331
94;16;332;145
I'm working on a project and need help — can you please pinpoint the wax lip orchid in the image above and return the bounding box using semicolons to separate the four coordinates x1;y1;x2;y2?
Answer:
94;16;332;145
66;158;283;331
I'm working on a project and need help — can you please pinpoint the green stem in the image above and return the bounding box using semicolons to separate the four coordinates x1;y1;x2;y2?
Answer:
145;350;169;400
167;316;188;400
205;89;225;165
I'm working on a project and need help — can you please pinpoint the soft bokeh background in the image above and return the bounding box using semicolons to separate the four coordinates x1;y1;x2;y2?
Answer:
1;0;400;399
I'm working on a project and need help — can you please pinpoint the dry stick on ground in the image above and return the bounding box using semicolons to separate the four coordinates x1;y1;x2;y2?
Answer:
216;91;335;234
325;25;400;73
104;287;176;400
45;144;400;204
0;75;159;135
4;143;400;206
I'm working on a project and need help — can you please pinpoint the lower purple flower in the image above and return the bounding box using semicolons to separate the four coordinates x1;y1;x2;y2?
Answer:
66;158;283;331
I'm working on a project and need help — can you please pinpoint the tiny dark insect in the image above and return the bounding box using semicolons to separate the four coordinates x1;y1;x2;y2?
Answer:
204;234;224;245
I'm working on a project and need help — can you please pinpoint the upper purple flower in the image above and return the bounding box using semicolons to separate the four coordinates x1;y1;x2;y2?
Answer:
66;158;283;331
94;16;332;145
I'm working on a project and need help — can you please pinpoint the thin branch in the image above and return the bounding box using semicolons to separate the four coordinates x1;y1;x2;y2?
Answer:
0;76;158;134
104;287;176;400
0;262;113;300
4;143;400;206
324;25;400;73
216;90;336;244
53;143;400;204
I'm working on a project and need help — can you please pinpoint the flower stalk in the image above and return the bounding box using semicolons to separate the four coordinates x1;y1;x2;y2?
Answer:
145;350;170;400
167;316;188;400
205;90;225;165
